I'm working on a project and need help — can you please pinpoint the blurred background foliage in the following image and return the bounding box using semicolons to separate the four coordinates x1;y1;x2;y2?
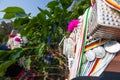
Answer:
0;0;90;79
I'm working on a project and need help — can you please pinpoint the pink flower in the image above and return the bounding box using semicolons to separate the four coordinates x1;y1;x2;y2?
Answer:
68;19;79;32
14;37;21;42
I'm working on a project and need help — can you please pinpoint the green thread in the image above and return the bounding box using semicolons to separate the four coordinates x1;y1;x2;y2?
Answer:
78;7;90;76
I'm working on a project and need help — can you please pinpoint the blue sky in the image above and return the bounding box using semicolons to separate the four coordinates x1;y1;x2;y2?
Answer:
0;0;51;18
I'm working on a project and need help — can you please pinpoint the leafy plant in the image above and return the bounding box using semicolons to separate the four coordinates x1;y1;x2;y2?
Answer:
0;0;91;79
0;6;28;19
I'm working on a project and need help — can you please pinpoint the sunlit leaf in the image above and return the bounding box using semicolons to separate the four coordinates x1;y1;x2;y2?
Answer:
0;7;26;19
38;43;46;57
3;12;15;19
0;6;25;13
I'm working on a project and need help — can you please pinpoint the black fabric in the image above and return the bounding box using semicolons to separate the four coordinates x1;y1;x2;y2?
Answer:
72;71;120;80
100;72;120;80
5;64;23;77
72;76;98;80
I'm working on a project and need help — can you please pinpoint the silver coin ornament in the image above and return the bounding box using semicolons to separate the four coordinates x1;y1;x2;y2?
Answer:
92;46;106;58
85;50;95;61
104;40;120;53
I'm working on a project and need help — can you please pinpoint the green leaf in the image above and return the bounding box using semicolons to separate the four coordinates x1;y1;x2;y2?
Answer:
0;60;16;77
54;6;62;17
37;12;46;22
25;57;31;70
0;6;25;13
46;1;59;9
21;17;38;35
14;17;30;28
3;12;15;19
0;7;26;19
60;0;73;9
38;43;46;57
14;18;23;28
0;50;8;57
43;10;51;18
38;7;51;18
0;51;11;61
10;48;23;60
37;7;44;12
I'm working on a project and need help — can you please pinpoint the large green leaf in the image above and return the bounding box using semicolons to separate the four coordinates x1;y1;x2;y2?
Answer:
3;12;15;19
0;7;26;19
0;48;23;61
0;6;25;13
0;60;16;76
3;12;28;19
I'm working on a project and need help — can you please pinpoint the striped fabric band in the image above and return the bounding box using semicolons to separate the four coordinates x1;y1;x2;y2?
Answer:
103;0;120;11
69;7;92;79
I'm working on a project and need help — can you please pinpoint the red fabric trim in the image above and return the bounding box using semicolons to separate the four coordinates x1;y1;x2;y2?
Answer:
16;69;25;80
88;59;100;76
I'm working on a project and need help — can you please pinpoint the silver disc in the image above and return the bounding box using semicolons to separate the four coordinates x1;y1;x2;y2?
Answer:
104;40;120;53
92;46;106;58
85;50;95;61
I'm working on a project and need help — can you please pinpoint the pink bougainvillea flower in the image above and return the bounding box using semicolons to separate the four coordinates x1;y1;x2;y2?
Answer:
14;37;21;42
68;19;79;32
